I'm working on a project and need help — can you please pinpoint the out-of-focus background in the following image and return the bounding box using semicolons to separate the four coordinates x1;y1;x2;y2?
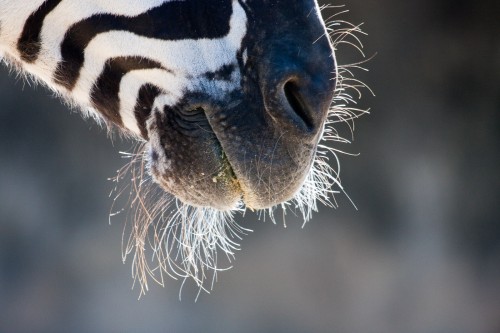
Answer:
0;1;499;332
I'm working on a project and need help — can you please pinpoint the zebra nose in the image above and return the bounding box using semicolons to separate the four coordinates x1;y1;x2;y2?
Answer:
264;69;335;138
283;79;314;130
283;75;332;133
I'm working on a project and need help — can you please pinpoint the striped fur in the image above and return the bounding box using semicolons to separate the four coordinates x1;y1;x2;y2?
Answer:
1;0;246;138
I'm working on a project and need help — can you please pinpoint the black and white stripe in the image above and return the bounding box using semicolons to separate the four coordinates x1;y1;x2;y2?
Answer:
1;0;247;138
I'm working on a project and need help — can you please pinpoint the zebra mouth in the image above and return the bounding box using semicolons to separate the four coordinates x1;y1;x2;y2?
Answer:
145;100;314;211
145;76;332;211
203;99;320;211
146;105;243;210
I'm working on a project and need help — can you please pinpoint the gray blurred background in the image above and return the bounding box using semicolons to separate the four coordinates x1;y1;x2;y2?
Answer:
0;1;499;332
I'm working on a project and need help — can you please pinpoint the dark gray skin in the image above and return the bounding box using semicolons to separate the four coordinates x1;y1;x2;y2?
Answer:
147;0;336;210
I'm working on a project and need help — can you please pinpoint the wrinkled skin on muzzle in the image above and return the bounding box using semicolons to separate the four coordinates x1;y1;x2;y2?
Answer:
147;0;336;210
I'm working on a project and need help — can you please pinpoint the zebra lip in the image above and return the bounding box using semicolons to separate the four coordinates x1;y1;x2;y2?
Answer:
207;117;314;210
210;131;246;208
146;108;243;211
214;146;251;209
206;125;262;210
203;121;253;209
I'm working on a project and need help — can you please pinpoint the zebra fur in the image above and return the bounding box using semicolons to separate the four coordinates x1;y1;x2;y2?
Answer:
1;0;246;138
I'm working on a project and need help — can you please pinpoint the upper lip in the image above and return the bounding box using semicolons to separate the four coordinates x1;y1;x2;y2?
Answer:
203;109;246;205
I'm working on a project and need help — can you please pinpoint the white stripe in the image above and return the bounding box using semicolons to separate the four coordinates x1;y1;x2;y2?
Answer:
118;68;188;134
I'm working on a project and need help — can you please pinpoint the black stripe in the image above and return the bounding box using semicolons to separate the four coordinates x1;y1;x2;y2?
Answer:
54;0;233;90
17;0;63;62
204;64;235;81
90;56;166;127
134;84;163;140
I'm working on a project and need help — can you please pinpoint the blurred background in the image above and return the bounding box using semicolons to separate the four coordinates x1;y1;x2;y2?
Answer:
0;0;499;332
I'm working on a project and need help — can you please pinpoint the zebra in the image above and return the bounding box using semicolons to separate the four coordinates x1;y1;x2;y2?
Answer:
0;0;367;294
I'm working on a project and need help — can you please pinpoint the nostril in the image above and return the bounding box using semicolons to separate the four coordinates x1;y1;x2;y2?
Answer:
283;81;314;130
